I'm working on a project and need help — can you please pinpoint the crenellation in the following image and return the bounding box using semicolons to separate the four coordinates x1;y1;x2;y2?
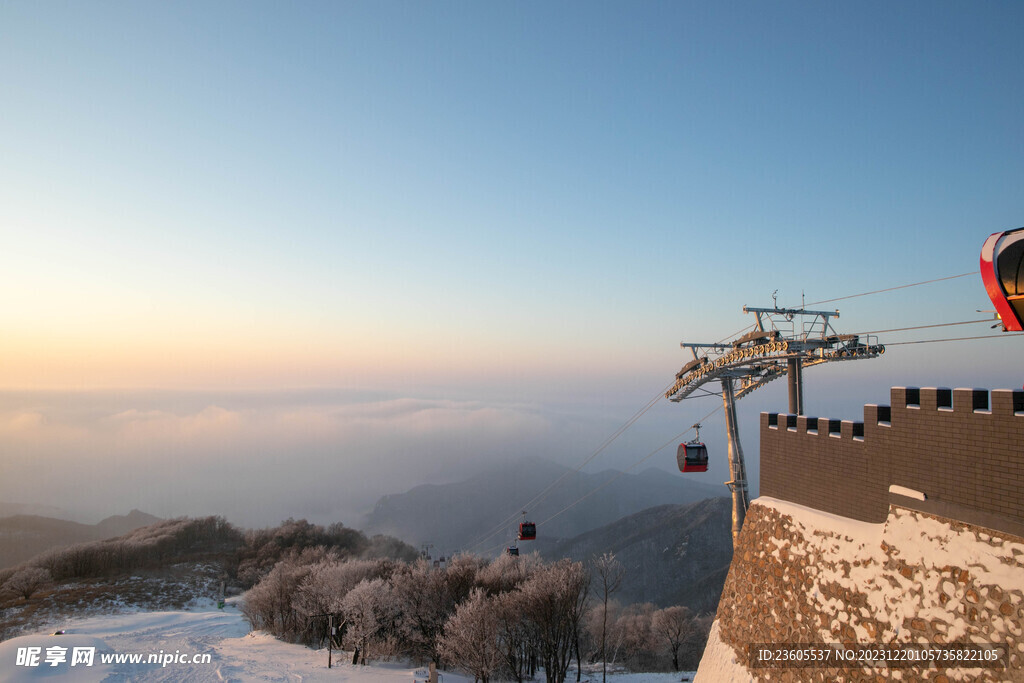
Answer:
891;386;910;409
838;420;860;440
919;387;954;411
812;417;827;436
761;385;1024;526
949;387;969;414
864;403;891;426
992;389;1024;415
951;387;988;413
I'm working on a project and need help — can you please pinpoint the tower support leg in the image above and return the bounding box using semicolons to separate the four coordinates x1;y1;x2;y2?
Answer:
787;357;804;415
721;378;749;546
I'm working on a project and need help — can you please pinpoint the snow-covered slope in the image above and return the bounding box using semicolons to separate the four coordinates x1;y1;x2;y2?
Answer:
0;600;691;682
0;599;468;682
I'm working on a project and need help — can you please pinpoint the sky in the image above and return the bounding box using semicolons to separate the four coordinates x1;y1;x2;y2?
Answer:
1;2;1022;528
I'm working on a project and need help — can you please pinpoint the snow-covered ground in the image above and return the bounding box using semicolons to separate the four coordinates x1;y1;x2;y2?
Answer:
0;599;693;682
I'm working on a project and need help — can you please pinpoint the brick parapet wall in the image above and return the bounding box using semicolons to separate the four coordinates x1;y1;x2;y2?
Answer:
760;387;1024;525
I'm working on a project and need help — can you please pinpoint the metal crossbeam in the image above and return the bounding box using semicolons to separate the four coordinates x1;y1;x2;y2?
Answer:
669;303;884;547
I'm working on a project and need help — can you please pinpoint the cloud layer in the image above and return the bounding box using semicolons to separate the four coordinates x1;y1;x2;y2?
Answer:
0;390;601;528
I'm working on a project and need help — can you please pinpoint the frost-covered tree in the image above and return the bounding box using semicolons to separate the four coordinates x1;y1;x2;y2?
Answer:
291;558;355;646
234;519;413;587
240;557;316;640
438;588;502;683
236;547;706;674
652;605;693;671
341;577;398;664
294;557;392;618
609;603;657;671
591;552;623;683
444;553;484;606
3;567;51;600
390;553;486;664
31;516;241;581
390;559;447;663
493;588;536;683
476;551;542;595
520;559;590;683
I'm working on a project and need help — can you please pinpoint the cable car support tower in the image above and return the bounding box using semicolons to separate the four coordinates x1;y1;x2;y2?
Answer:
666;302;885;547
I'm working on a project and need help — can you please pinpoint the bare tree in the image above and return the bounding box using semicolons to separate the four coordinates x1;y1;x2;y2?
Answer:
652;605;693;671
680;612;715;671
609;603;658;671
3;567;51;600
591;552;623;683
493;588;538;683
521;559;590;683
438;588;502;683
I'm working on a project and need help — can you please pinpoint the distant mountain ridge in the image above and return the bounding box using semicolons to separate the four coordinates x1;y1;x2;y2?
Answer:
0;502;70;520
542;497;733;612
362;456;727;556
0;509;162;570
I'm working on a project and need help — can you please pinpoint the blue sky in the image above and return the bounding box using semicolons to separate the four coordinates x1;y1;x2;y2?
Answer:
1;2;1022;525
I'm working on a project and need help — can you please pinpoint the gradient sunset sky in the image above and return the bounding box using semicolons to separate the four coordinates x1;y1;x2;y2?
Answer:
1;2;1022;527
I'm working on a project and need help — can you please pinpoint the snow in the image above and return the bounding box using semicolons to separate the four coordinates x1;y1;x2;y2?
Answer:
888;485;926;501
885;507;1024;588
755;497;887;548
755;497;1002;643
583;674;692;682
0;599;471;683
692;620;752;682
0;599;692;682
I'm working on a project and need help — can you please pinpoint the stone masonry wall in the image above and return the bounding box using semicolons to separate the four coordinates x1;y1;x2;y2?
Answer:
712;499;1024;682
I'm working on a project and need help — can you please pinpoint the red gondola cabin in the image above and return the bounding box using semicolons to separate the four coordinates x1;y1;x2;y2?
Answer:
518;522;536;541
677;442;708;473
506;546;520;556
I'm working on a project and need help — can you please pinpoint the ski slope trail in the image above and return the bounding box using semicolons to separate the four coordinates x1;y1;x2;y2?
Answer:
0;599;470;682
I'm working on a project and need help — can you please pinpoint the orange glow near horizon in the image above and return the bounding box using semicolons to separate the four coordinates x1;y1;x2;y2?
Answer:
0;321;649;391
